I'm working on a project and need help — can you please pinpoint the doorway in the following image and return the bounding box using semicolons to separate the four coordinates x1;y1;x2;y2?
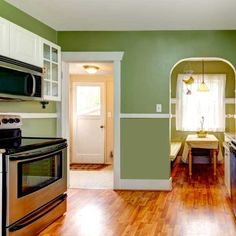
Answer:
169;57;236;179
69;62;114;189
71;82;105;164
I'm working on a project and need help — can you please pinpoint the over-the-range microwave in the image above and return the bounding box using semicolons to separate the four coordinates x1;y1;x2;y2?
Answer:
0;55;43;100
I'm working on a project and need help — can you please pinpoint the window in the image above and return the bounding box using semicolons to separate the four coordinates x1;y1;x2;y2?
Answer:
76;86;101;116
176;74;226;132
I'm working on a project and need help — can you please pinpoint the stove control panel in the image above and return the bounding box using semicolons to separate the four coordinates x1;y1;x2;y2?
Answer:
0;115;22;129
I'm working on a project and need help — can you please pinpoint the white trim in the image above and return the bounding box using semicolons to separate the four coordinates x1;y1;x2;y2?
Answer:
171;114;236;118
120;113;170;118
0;113;57;119
62;52;124;62
225;98;235;104
118;177;172;190
61;51;124;189
171;98;235;104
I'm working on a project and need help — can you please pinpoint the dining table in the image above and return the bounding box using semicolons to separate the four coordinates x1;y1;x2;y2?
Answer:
182;134;222;176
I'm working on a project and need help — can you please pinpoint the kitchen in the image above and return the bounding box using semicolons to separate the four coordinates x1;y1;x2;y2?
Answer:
1;0;236;235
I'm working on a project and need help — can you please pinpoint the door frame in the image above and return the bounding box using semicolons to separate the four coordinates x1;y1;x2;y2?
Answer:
71;81;106;164
60;52;124;189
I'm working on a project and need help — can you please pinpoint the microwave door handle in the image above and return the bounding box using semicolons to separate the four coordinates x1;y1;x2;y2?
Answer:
30;74;36;96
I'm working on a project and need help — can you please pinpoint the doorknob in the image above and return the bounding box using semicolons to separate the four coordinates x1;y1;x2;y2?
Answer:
100;125;104;128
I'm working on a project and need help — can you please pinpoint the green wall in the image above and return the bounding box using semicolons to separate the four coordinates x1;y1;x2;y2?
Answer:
58;31;236;180
0;0;58;137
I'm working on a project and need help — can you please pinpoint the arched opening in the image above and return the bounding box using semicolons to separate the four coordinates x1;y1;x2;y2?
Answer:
169;57;236;182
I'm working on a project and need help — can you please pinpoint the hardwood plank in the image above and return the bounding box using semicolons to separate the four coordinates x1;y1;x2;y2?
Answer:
39;164;236;236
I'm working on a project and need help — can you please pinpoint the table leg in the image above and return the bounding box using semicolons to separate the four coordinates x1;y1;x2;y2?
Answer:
189;148;192;176
213;149;217;176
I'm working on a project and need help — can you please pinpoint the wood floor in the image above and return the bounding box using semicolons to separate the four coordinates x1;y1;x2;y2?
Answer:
39;164;236;236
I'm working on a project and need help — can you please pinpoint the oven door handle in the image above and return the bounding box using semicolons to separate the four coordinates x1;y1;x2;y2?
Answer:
8;194;67;232
9;143;67;161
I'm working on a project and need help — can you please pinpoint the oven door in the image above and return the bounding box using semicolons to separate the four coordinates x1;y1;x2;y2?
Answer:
6;143;67;226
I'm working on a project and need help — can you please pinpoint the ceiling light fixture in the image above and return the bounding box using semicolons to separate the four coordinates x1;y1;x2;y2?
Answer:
198;60;209;92
83;65;99;74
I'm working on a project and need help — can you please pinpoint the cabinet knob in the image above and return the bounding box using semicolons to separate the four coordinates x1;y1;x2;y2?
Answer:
100;125;104;129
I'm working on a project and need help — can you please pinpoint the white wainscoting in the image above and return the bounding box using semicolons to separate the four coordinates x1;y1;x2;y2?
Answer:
0;113;58;119
118;177;172;190
120;113;170;118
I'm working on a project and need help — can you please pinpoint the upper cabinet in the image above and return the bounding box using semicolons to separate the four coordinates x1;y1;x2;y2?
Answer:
9;23;42;67
0;17;61;101
42;39;61;101
0;17;10;57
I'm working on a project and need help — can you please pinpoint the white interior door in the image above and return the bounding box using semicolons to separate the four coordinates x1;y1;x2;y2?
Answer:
72;82;105;163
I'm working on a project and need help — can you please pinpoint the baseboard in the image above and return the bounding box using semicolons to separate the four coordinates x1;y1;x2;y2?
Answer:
117;177;172;191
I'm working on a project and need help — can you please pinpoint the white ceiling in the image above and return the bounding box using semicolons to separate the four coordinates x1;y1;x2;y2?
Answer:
69;63;113;75
6;0;236;30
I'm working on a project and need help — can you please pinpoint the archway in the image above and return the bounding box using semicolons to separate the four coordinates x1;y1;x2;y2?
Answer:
169;57;236;175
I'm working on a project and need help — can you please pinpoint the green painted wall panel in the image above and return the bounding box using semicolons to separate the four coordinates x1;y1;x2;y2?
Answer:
58;31;236;113
22;119;57;137
0;100;56;113
0;0;57;42
121;119;169;179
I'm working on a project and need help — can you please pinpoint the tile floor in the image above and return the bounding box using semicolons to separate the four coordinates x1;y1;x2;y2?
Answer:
69;165;113;189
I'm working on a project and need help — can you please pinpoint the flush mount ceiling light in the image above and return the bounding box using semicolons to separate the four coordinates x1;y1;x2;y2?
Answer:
198;60;209;92
83;65;99;74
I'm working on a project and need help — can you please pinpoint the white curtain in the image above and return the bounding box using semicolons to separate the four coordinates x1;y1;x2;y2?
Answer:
176;74;226;132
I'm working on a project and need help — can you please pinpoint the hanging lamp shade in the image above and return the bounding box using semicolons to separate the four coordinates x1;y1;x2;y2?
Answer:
198;60;209;92
198;81;209;92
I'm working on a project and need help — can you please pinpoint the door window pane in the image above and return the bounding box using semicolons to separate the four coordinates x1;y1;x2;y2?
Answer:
76;86;101;116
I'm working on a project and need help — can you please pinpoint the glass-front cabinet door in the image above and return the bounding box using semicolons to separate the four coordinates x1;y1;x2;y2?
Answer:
42;39;61;101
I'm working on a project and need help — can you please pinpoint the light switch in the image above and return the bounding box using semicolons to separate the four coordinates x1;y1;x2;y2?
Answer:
156;104;162;112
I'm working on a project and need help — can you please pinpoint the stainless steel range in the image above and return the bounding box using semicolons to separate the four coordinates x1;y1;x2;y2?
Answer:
0;115;67;236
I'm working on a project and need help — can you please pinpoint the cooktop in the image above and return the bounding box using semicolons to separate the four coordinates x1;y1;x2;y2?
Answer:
0;137;66;154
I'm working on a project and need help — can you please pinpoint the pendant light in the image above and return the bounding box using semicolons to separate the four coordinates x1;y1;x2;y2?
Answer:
198;60;209;92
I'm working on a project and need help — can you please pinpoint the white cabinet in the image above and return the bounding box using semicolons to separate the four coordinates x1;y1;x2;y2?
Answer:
0;17;10;57
0;17;62;101
9;23;42;67
42;39;61;101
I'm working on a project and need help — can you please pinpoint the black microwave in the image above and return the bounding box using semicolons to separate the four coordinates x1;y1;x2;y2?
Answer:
0;55;43;100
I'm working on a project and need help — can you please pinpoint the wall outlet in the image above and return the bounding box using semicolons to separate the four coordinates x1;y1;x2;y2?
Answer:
156;104;162;112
